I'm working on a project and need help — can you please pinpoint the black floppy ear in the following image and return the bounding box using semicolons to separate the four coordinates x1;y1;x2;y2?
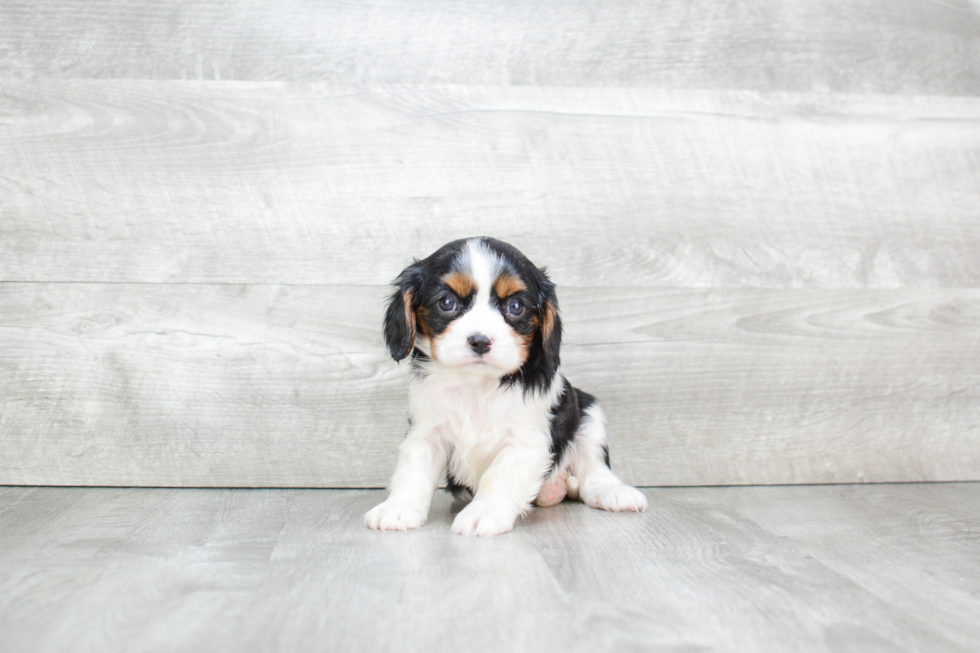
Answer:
383;263;424;362
537;271;562;371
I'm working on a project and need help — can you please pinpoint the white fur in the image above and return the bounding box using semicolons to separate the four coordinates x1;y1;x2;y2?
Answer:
567;404;648;512
366;362;562;536
430;241;525;375
366;239;647;536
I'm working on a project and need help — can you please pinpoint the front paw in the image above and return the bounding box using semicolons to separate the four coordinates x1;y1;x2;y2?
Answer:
365;499;427;531
451;500;520;536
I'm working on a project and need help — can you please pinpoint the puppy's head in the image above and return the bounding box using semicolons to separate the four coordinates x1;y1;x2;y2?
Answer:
383;238;561;381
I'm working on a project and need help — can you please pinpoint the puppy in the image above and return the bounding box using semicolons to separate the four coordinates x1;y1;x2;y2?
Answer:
365;237;647;536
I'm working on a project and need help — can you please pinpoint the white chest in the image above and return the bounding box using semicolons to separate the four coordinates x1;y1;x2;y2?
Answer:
411;374;535;445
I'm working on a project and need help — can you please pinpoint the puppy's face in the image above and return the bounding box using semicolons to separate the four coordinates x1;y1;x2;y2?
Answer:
384;238;561;380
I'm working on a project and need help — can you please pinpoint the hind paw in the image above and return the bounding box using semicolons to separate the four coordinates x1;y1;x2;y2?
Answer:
581;480;648;512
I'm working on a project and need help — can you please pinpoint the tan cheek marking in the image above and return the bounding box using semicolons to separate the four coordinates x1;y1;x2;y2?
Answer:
508;314;538;368
493;274;527;299
415;305;446;359
444;271;476;298
415;306;444;359
415;304;430;338
429;329;445;361
509;331;531;367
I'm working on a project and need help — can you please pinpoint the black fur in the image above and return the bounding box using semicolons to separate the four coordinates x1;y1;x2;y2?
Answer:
547;386;598;473
382;264;424;362
445;468;474;501
408;348;431;376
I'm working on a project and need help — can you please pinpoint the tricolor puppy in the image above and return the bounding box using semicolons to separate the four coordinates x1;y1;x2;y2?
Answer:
365;237;647;536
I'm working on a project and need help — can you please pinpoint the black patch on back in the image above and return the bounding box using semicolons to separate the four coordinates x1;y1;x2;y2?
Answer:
547;385;611;473
548;382;583;471
576;388;595;413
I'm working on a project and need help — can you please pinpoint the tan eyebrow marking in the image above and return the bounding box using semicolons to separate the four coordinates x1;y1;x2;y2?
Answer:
443;270;476;297
493;274;526;298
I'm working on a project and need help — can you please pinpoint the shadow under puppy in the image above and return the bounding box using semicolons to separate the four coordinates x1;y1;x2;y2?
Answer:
366;237;647;536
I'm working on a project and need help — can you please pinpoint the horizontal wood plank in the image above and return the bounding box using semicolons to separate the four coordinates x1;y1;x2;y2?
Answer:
1;485;978;652
3;82;980;288
562;287;980;485
1;0;979;94
2;282;977;487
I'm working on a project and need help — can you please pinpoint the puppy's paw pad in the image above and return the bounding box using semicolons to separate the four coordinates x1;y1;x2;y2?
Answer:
584;483;648;512
365;500;427;531
451;501;518;537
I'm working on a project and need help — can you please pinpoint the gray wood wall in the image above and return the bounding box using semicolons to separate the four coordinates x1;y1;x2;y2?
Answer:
2;0;979;487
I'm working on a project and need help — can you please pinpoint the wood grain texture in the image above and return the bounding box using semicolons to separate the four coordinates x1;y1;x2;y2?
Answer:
3;1;980;490
2;283;977;487
1;0;979;94
3;82;979;288
0;283;406;487
563;287;980;486
1;485;978;652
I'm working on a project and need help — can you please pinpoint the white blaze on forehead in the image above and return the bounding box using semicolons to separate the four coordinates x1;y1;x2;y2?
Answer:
465;239;502;303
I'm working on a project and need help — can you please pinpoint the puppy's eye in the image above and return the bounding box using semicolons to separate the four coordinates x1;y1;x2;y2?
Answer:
506;299;525;317
438;296;457;312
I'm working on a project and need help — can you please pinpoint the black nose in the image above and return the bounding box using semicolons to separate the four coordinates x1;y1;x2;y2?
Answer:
467;334;492;355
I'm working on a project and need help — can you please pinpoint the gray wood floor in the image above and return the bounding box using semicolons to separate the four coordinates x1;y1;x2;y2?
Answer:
1;484;978;653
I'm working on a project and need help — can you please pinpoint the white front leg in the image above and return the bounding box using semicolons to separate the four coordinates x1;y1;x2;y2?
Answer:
365;426;447;531
451;437;552;537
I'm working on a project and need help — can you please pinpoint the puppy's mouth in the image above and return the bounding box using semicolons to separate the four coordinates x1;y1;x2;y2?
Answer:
426;333;521;374
457;354;514;374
